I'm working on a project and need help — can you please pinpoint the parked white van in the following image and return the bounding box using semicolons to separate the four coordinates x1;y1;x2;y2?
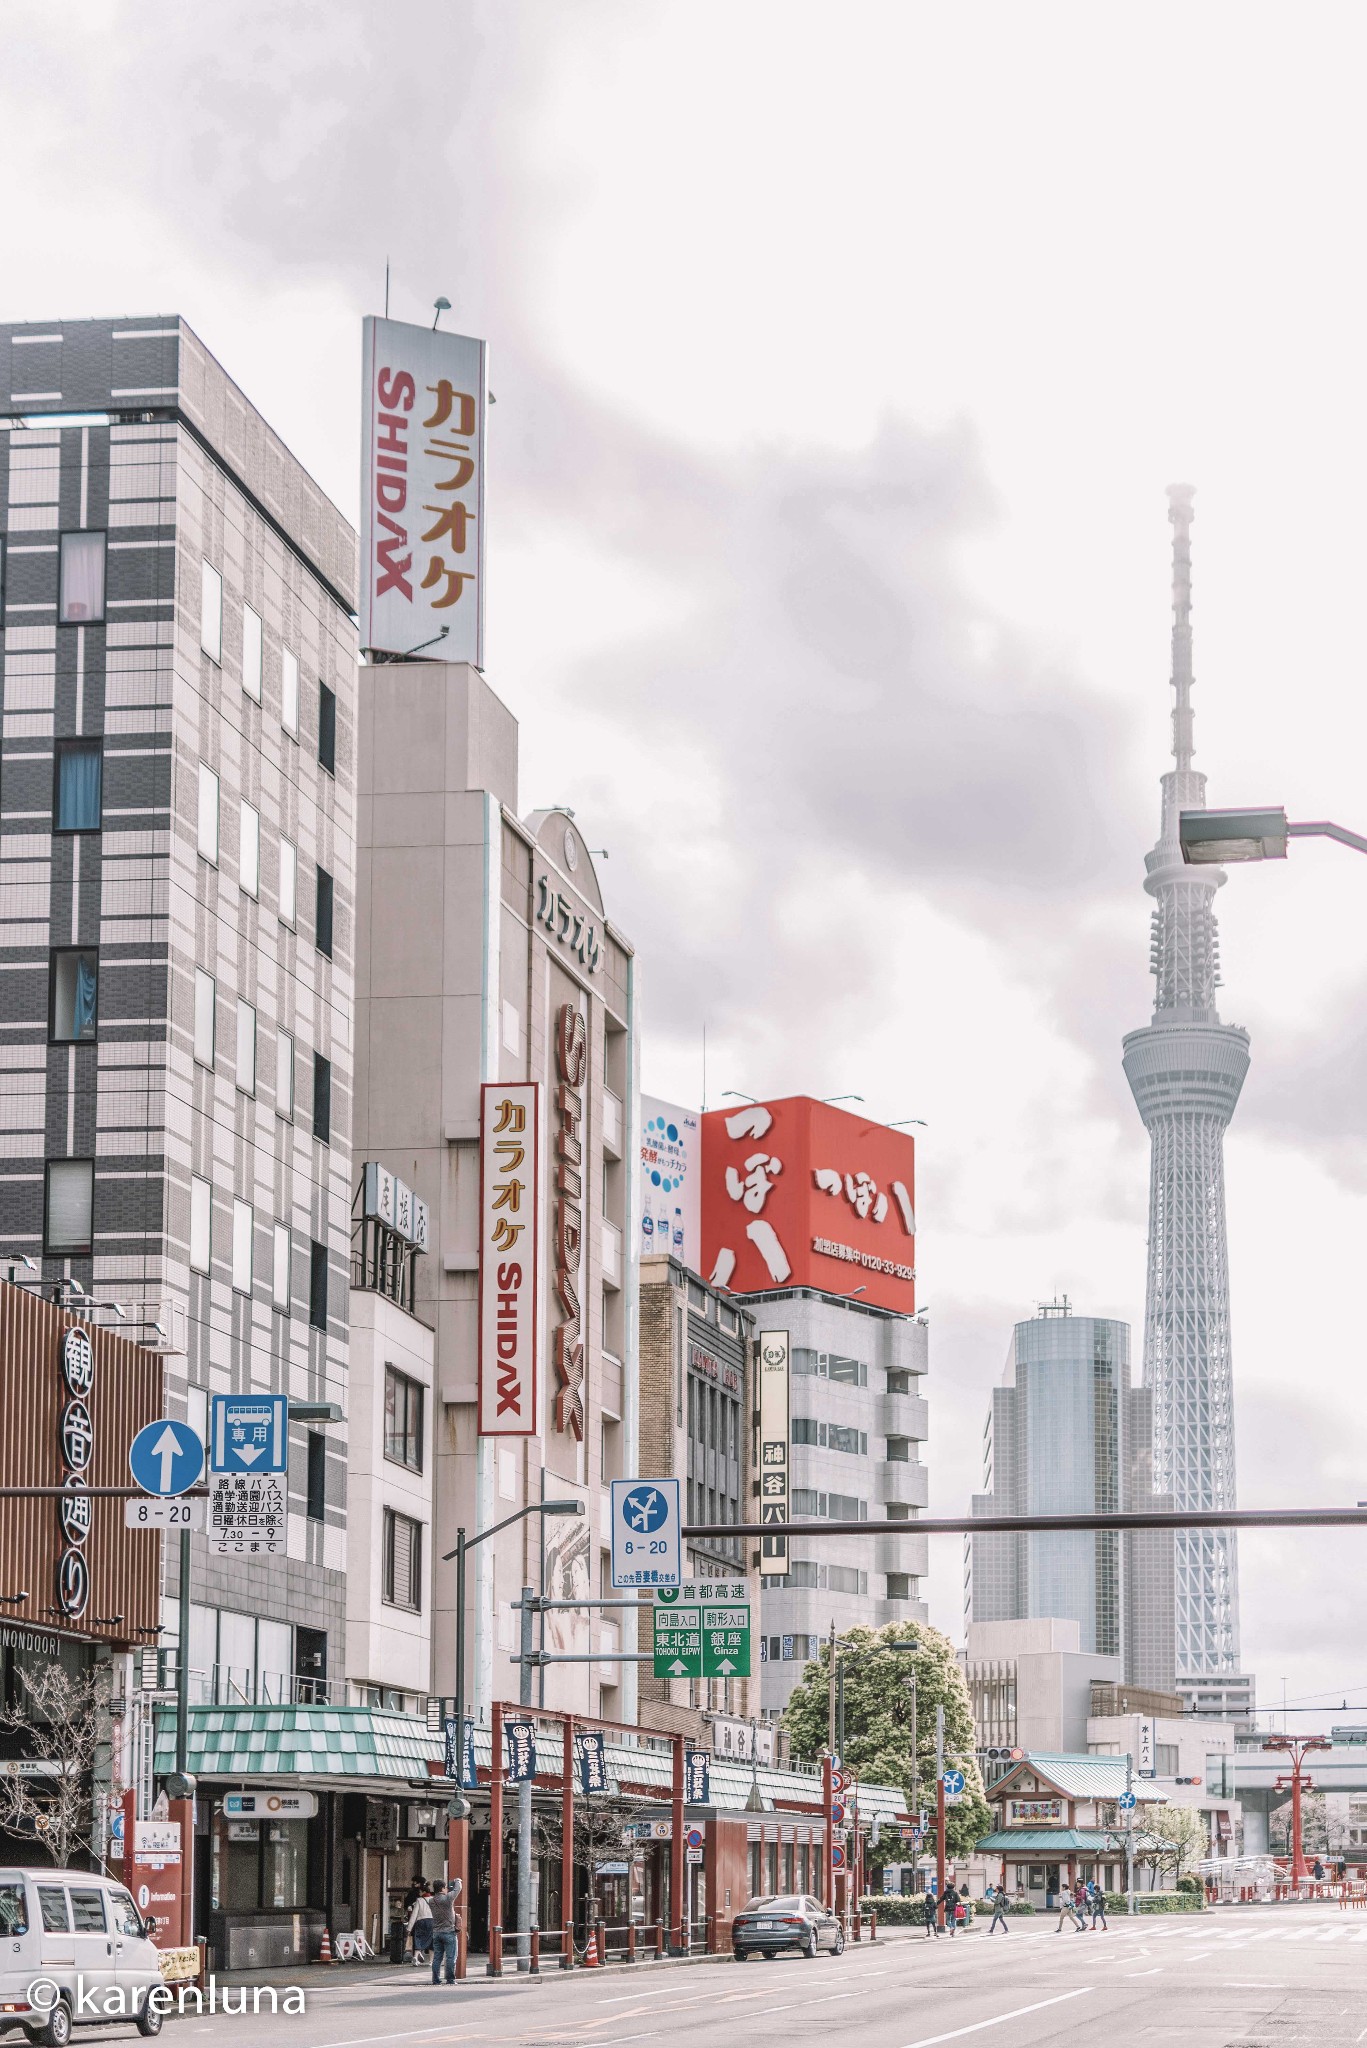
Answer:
0;1870;163;2045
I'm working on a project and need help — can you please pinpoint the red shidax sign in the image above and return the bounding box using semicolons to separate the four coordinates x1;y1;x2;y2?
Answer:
700;1098;916;1314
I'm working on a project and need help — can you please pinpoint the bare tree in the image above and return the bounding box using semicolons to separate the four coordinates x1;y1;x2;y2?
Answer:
0;1662;114;1869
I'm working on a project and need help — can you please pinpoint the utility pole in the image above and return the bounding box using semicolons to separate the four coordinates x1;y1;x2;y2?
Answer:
1125;1750;1134;1916
826;1619;837;1753
516;1586;536;1971
934;1703;945;1929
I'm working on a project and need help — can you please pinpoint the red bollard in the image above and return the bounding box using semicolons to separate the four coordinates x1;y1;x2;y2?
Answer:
627;1923;637;1964
529;1929;540;1977
655;1922;665;1958
871;1912;878;1941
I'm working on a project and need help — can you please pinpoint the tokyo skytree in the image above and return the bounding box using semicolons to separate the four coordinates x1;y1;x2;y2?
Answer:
1121;486;1254;1719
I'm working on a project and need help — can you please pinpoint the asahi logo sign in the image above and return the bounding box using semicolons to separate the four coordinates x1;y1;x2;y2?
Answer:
552;1003;588;1440
57;1326;93;1618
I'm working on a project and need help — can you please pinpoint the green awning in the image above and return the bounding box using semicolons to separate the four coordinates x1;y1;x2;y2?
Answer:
153;1704;442;1783
977;1829;1129;1854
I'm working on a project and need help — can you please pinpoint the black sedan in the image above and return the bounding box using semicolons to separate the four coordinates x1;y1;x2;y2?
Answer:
732;1895;846;1960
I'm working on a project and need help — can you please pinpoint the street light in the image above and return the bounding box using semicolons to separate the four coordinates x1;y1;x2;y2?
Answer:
1179;807;1367;865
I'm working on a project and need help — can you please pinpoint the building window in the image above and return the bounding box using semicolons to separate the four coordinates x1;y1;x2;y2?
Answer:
49;949;97;1043
46;1159;93;1254
190;1176;211;1275
197;763;219;864
194;968;215;1068
232;1200;253;1294
306;1433;326;1522
242;604;262;701
1156;1744;1180;1777
383;1509;422;1612
885;1435;910;1463
383;1368;424;1473
279;837;297;926
312;1053;331;1145
58;532;105;624
885;1572;914;1602
318;682;336;775
315;867;334;959
236;999;256;1096
200;560;222;662
272;1223;290;1310
309;1240;328;1330
239;801;260;898
53;741;102;833
281;648;299;736
276;1028;293;1118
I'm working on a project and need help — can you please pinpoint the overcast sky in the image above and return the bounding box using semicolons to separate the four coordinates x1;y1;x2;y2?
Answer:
10;0;1367;1723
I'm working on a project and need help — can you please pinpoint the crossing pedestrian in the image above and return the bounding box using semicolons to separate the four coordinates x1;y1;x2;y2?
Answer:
1056;1885;1085;1932
987;1884;1010;1935
922;1888;941;1938
1088;1880;1108;1930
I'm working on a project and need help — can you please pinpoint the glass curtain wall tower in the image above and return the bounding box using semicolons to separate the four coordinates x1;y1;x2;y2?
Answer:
1121;486;1253;1719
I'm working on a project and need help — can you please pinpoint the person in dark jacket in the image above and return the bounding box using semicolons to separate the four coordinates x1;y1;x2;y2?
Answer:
922;1888;941;1937
942;1881;961;1936
987;1884;1010;1934
428;1881;457;1984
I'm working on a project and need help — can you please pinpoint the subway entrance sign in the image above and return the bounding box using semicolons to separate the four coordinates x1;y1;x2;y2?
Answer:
653;1580;751;1680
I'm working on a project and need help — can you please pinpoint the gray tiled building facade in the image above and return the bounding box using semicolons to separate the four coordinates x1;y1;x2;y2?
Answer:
968;1302;1176;1693
0;318;356;1674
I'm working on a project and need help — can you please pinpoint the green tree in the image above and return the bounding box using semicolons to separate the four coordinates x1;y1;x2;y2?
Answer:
781;1622;992;1860
1155;1802;1208;1885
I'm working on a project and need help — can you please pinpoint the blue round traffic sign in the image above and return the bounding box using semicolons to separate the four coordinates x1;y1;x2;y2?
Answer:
1118;1791;1136;1810
622;1486;670;1533
943;1770;965;1796
128;1419;203;1497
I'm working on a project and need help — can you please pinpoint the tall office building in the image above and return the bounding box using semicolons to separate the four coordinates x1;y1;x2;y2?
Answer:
968;1300;1175;1692
1121;487;1254;1720
0;317;356;1698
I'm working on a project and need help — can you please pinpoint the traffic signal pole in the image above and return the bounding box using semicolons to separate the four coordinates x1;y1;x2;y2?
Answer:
935;1704;946;1929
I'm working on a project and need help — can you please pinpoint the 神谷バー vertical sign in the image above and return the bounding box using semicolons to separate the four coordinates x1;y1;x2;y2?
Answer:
757;1330;790;1577
360;317;487;664
479;1082;540;1436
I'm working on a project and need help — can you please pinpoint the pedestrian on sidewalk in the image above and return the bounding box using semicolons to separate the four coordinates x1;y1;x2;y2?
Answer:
1087;1880;1108;1930
428;1881;457;1984
406;1884;433;1967
987;1884;1010;1935
942;1881;961;1937
922;1888;941;1938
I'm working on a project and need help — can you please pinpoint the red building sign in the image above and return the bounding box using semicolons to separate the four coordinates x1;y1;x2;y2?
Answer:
700;1098;916;1315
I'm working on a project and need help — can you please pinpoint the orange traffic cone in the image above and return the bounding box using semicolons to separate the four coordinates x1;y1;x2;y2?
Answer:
584;1925;600;1968
318;1927;336;1965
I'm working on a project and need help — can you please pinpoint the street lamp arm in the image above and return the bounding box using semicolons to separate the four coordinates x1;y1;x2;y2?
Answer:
442;1497;583;1561
1287;820;1367;857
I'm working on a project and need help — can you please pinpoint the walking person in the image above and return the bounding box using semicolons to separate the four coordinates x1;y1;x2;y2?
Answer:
987;1883;1010;1934
428;1880;457;1984
942;1880;961;1937
1056;1884;1084;1933
922;1887;941;1938
1088;1880;1108;1930
406;1884;433;1967
1073;1881;1090;1929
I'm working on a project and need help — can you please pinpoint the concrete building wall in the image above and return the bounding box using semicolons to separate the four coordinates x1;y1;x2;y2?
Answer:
0;315;356;1680
344;1287;435;1701
352;661;638;1728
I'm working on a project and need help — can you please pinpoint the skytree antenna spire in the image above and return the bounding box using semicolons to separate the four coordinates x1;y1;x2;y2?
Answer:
1121;486;1255;1721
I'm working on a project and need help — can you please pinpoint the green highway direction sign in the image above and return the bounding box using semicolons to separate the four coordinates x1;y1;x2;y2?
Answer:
653;1579;751;1680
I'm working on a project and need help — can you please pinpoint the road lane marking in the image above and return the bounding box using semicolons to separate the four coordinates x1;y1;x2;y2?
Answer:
1124;1968;1161;1977
899;1987;1093;2047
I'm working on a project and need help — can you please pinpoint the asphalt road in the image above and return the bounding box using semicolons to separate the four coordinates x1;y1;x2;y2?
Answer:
142;1904;1367;2047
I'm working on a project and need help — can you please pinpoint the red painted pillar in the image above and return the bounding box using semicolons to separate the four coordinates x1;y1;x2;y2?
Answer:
1290;1761;1306;1883
670;1735;685;1951
562;1717;575;1969
822;1754;834;1909
489;1702;504;1975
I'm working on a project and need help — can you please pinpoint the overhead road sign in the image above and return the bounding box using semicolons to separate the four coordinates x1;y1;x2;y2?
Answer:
211;1394;287;1474
128;1420;203;1498
610;1477;681;1588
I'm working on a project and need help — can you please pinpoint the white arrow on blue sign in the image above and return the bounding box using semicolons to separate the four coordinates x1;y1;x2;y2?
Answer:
127;1419;203;1497
1118;1791;1136;1810
211;1394;288;1474
942;1770;965;1796
610;1477;681;1588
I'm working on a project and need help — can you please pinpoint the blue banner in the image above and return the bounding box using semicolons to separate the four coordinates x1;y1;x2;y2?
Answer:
684;1747;710;1804
577;1730;608;1796
505;1717;537;1784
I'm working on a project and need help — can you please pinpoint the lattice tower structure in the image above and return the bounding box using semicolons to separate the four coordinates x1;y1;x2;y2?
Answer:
1121;484;1250;1701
